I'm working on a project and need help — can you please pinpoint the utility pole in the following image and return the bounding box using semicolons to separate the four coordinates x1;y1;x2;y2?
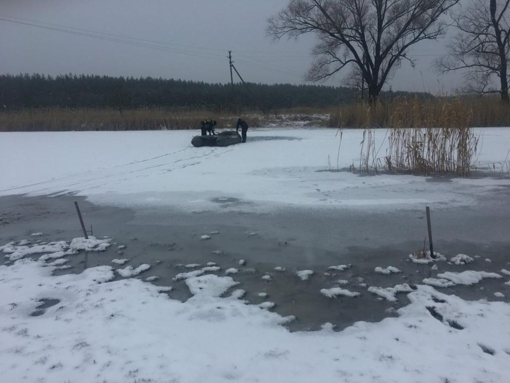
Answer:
228;51;234;92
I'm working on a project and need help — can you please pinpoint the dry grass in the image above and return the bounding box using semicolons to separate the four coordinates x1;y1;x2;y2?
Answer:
0;108;264;132
385;99;479;176
0;107;335;132
330;96;510;129
343;98;481;176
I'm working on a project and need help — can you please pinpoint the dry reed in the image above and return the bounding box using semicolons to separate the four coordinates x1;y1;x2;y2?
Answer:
351;98;480;176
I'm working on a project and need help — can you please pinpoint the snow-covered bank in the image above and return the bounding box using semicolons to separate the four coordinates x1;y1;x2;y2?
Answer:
1;128;509;212
1;259;509;383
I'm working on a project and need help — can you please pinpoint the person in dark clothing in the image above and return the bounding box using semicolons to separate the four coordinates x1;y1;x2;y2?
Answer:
200;119;217;136
236;118;249;143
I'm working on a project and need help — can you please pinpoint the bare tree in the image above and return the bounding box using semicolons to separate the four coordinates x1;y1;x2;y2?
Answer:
342;65;366;99
267;0;460;104
437;0;510;103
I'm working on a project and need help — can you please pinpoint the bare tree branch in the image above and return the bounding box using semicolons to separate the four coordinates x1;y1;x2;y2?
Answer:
267;0;460;104
436;0;510;102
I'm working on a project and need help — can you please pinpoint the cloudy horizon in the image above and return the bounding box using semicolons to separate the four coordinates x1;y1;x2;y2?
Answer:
0;0;466;94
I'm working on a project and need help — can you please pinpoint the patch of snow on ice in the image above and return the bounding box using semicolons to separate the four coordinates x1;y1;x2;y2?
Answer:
297;270;314;280
212;250;222;255
274;267;286;272
117;264;151;278
186;275;238;298
46;258;69;267
202;266;221;272
117;245;126;250
30;232;43;237
450;254;474;265
2;241;69;261
225;268;239;275
494;292;505;298
70;237;111;252
239;259;246;266
338;280;349;285
1;260;510;382
367;284;413;302
230;289;246;299
38;249;76;261
500;269;510;276
328;265;351;271
437;271;502;285
375;266;402;275
409;251;446;264
422;278;455;288
185;264;201;268
262;275;272;281
173;269;204;281
146;276;159;282
259;302;276;310
258;293;268;298
111;259;129;265
321;287;360;298
201;235;211;240
206;262;216;266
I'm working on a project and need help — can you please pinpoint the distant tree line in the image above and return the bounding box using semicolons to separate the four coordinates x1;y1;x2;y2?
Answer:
0;74;430;113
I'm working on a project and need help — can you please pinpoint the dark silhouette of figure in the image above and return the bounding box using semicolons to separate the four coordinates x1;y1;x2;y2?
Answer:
236;118;249;143
200;119;217;135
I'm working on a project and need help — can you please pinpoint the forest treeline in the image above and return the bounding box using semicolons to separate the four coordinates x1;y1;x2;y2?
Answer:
0;74;431;112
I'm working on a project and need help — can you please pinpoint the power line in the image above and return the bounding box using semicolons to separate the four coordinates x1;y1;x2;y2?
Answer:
0;16;228;62
0;13;311;58
0;15;308;81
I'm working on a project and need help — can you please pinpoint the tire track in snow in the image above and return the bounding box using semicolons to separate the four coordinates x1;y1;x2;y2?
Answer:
0;145;193;193
9;146;234;196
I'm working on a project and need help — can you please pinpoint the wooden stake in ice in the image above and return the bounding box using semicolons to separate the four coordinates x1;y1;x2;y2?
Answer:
426;206;434;258
74;201;89;239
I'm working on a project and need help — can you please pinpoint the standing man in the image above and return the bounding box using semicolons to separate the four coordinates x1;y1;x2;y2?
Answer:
236;118;249;143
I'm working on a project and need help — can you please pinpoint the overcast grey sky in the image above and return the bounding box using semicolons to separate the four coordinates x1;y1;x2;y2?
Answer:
0;0;464;93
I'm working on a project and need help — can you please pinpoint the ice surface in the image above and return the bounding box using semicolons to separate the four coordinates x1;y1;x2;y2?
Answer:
1;260;510;382
3;129;509;213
